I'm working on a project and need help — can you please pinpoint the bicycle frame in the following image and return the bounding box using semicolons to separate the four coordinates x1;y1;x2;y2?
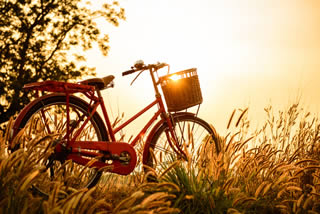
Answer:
10;70;187;175
68;84;184;155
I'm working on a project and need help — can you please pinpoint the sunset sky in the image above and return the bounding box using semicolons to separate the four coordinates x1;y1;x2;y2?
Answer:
86;0;320;133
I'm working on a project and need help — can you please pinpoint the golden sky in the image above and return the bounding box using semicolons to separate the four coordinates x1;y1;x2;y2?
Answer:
86;0;320;133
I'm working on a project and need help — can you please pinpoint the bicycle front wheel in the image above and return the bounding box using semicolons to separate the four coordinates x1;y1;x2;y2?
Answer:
13;95;108;197
145;113;220;173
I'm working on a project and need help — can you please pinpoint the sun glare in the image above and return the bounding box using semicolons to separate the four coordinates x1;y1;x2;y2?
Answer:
169;74;180;81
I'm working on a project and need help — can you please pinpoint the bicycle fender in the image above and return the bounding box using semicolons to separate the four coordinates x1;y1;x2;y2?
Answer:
142;112;196;165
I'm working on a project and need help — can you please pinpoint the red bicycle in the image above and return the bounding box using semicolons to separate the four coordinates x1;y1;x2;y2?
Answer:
9;61;220;196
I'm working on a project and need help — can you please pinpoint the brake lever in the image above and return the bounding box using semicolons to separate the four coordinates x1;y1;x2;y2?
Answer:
130;70;144;85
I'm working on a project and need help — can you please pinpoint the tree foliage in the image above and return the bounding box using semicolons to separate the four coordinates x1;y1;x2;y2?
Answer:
0;0;125;124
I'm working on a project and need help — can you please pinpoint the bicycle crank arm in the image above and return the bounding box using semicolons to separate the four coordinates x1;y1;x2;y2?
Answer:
67;141;137;175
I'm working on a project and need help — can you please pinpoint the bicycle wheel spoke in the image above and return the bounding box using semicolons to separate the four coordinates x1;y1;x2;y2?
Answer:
154;142;175;155
39;110;51;135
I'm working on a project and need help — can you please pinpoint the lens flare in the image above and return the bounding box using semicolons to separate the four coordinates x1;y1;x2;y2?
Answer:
169;74;180;81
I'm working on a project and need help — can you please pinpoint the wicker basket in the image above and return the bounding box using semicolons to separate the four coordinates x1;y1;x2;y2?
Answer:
159;68;203;112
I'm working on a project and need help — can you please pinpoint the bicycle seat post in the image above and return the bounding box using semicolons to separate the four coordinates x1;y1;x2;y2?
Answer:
95;87;102;99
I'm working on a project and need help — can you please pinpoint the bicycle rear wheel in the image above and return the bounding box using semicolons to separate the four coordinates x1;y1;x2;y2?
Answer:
13;95;108;197
145;113;220;174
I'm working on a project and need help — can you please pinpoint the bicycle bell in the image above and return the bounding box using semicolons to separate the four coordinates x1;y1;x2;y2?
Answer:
134;60;144;69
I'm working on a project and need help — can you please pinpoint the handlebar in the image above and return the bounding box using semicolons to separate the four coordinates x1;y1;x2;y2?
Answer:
122;69;136;76
122;62;169;76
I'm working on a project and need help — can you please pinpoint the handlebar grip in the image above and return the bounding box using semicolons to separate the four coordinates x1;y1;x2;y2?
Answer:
122;69;136;76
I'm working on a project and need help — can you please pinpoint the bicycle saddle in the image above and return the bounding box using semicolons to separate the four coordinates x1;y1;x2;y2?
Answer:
80;75;115;90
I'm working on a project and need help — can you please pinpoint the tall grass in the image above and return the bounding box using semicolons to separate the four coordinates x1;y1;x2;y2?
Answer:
152;103;320;213
1;103;320;213
195;104;320;213
0;118;179;213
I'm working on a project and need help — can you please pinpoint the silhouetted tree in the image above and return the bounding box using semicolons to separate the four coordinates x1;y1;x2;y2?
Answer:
0;0;125;125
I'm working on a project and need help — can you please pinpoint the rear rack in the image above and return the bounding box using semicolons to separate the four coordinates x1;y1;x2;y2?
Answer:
23;81;95;94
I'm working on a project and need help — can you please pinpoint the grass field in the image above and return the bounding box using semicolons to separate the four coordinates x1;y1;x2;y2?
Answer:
1;103;320;213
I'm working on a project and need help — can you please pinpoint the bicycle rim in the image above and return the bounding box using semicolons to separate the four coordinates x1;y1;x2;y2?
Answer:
14;95;108;197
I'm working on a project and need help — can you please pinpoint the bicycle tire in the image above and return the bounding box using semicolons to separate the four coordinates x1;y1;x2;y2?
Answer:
145;113;220;174
13;94;108;197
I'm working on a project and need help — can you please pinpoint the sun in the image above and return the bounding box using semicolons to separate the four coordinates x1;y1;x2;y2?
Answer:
169;74;180;81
